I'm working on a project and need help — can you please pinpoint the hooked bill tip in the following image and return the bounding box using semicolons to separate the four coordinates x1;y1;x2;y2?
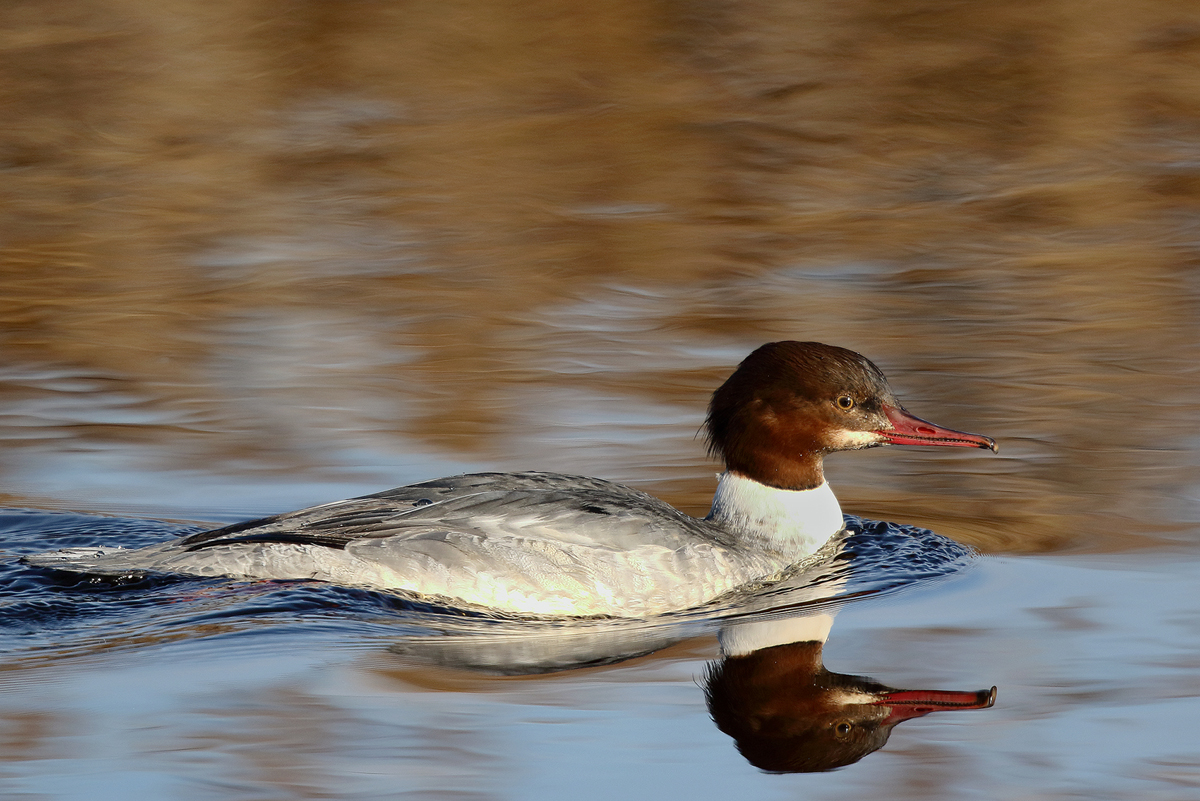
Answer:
879;405;997;454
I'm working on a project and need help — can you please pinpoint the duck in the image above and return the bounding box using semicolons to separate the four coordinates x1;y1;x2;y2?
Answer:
707;611;997;773
25;341;996;617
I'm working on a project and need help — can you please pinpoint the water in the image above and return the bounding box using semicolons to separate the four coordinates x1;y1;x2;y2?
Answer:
1;511;991;796
3;0;1200;797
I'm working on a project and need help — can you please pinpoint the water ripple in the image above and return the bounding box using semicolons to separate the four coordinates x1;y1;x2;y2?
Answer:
0;508;974;671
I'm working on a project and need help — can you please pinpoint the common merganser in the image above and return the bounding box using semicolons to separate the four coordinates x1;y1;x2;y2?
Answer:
708;612;996;773
26;342;996;617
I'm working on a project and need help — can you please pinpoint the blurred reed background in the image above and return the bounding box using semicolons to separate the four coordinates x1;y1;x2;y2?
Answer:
1;0;1199;554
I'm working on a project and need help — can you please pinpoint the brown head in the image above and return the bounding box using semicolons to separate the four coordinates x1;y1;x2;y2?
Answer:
705;640;997;773
706;342;996;491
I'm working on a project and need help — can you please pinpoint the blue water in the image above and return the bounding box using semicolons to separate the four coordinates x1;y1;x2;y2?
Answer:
0;508;972;664
5;502;1195;799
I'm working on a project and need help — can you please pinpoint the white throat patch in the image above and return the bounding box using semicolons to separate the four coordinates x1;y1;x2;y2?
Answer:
718;612;837;656
707;472;844;557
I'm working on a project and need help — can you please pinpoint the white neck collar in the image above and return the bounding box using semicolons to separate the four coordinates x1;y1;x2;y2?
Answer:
718;612;837;655
706;472;844;557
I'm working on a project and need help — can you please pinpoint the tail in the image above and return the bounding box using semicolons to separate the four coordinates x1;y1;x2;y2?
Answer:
22;545;160;577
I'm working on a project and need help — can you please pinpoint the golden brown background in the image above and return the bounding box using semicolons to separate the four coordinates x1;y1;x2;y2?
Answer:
3;1;1199;545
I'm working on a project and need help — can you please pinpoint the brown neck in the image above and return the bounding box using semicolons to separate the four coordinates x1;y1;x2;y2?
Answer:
728;640;826;679
726;451;826;491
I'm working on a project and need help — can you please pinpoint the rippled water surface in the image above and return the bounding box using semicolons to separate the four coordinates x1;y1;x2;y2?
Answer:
3;0;1200;798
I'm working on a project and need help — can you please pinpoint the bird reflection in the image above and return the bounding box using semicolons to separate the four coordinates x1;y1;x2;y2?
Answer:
705;613;995;773
382;522;995;773
383;605;995;773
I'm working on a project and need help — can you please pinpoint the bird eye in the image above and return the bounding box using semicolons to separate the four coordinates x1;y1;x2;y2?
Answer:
835;722;853;737
836;395;855;410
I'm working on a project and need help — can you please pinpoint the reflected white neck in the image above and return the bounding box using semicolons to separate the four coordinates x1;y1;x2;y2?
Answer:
719;613;837;655
707;472;844;557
